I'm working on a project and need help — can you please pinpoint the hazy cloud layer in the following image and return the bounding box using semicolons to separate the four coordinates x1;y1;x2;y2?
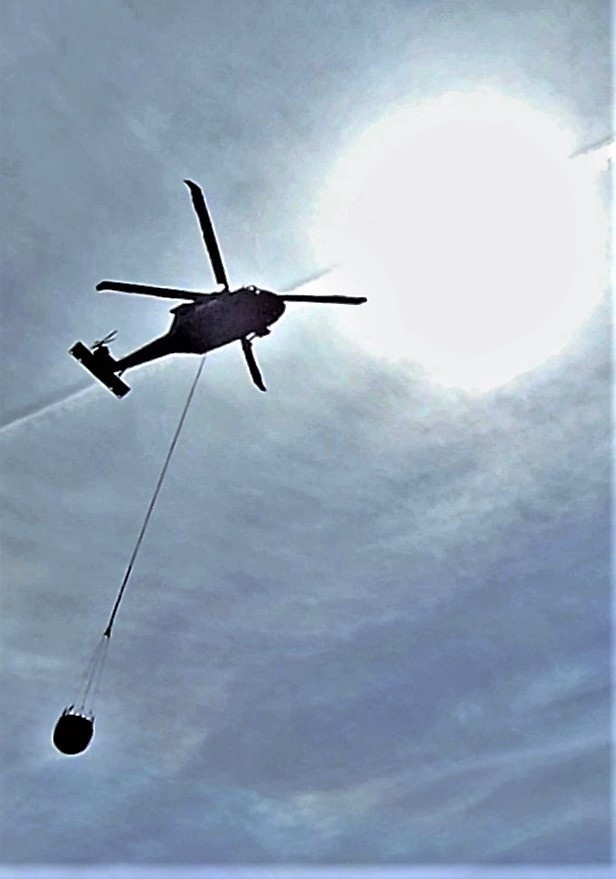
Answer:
0;0;610;873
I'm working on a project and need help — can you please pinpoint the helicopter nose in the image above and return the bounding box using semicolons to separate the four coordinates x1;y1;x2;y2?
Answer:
272;294;286;319
258;290;285;319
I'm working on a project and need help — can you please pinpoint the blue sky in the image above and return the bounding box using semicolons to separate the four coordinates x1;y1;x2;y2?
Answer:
0;0;611;875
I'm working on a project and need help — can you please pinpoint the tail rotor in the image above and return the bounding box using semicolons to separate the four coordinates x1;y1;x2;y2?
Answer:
92;330;118;350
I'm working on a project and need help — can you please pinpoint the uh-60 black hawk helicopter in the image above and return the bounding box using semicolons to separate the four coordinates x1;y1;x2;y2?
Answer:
70;180;367;397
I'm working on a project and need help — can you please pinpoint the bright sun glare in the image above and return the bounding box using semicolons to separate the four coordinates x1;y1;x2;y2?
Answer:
313;91;607;391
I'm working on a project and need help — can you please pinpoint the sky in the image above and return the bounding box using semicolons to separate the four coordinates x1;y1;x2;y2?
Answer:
0;1;612;877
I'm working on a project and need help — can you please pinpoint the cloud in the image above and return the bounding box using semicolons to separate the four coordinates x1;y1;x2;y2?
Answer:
4;303;610;864
1;0;611;870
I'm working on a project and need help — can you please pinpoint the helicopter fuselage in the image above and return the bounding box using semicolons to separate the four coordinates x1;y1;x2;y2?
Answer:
112;285;287;374
170;286;286;353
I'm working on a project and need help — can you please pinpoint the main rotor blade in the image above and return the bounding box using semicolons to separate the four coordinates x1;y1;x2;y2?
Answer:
281;294;367;305
183;180;229;289
240;338;266;392
96;281;217;301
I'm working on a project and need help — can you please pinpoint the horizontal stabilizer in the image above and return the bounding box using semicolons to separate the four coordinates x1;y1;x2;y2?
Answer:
96;281;215;301
69;342;131;398
281;294;367;305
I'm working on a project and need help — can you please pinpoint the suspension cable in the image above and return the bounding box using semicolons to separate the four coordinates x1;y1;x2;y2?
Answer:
75;635;109;713
103;357;206;639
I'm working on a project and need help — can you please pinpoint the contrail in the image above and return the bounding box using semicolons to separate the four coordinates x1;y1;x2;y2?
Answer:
0;382;94;436
569;136;614;175
570;135;614;160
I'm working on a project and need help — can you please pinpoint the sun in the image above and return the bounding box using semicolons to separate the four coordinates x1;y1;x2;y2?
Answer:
313;91;607;391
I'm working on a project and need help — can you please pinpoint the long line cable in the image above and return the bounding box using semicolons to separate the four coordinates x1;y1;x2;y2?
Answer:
103;357;206;639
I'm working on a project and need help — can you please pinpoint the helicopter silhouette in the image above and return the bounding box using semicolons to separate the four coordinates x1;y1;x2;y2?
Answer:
70;180;367;397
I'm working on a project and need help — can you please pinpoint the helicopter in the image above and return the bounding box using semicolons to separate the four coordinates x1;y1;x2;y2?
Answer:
70;180;367;397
